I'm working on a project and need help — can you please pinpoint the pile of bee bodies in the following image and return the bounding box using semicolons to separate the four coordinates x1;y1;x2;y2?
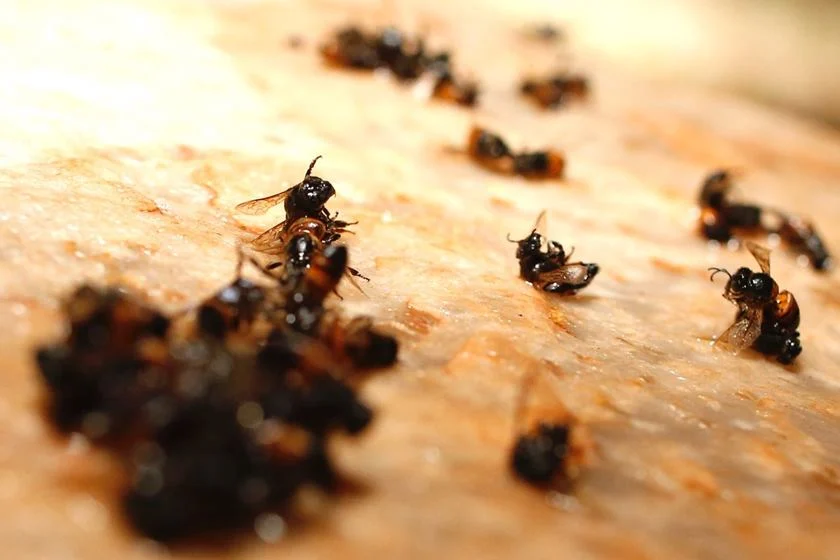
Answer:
35;157;398;543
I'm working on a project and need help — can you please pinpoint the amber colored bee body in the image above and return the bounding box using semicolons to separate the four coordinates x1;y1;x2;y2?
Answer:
710;242;802;365
520;74;589;109
510;212;598;294
467;126;565;180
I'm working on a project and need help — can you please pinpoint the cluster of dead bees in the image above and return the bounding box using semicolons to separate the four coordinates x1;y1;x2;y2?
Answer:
35;157;398;542
322;26;584;181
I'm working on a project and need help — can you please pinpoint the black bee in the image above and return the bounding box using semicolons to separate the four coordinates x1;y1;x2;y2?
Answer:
236;157;355;247
431;72;479;107
709;241;802;365
467;126;564;179
509;212;599;294
282;244;349;335
320;27;381;70
509;370;590;487
697;170;831;272
319;315;399;369
195;249;270;339
520;74;589;109
34;285;171;437
698;170;764;242
778;215;833;271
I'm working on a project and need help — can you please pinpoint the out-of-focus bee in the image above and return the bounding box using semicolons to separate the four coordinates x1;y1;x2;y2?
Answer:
777;214;833;271
467;126;565;180
509;211;599;294
696;170;832;272
509;370;592;487
697;170;764;242
319;315;399;369
709;241;802;365
320;27;381;70
520;74;589;109
35;285;171;438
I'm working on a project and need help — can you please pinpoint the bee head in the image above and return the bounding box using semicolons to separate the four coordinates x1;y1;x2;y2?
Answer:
725;267;777;305
295;176;336;213
508;231;543;260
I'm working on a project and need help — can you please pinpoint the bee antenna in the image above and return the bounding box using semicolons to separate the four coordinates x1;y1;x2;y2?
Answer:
306;155;323;178
708;267;731;282
506;233;519;243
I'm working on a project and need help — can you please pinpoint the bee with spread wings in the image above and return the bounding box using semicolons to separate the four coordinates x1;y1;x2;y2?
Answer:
508;211;599;294
709;241;802;364
235;156;356;252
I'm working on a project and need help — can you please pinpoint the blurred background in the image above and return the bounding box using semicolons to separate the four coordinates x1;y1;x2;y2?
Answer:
497;0;840;128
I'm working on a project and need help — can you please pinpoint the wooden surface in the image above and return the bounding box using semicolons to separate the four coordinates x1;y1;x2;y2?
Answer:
1;1;840;559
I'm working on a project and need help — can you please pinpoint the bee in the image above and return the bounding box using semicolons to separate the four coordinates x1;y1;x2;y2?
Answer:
236;156;356;251
777;214;833;271
709;241;802;364
509;370;592;487
467;126;515;174
35;285;171;437
261;216;368;293
467;127;564;179
195;249;272;339
319;315;399;369
320;27;381;70
431;72;479;107
520;74;589;109
282;244;350;335
374;27;426;81
697;170;764;242
509;211;599;294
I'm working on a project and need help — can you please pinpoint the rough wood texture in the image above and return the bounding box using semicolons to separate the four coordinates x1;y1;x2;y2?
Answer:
1;1;839;559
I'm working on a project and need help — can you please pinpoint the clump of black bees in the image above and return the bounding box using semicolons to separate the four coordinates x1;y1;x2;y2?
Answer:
35;157;399;543
467;126;566;180
321;26;479;107
698;169;832;271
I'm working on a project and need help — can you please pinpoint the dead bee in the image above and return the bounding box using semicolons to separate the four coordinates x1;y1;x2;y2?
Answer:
696;170;832;271
697;170;764;242
467;126;565;179
319;315;399;369
431;72;479;107
467;126;515;174
320;27;381;70
512;151;566;180
236;156;355;249
709;241;802;365
520;74;589;109
777;214;832;271
195;249;271;339
282;244;349;334
509;370;592;487
509;211;599;294
35;285;171;437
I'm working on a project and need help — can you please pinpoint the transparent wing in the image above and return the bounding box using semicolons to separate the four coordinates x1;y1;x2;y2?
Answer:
745;241;771;274
533;210;548;237
537;263;593;289
249;221;289;252
235;186;295;215
713;306;763;353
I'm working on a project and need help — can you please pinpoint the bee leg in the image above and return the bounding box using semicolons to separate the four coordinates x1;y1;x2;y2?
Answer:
348;267;370;282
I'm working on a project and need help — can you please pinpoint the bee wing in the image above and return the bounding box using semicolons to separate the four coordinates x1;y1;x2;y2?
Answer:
745;241;771;274
536;263;593;289
235;185;295;215
249;221;289;252
713;306;763;353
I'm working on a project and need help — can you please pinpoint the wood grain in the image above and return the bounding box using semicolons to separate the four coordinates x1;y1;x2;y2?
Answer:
0;1;839;559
